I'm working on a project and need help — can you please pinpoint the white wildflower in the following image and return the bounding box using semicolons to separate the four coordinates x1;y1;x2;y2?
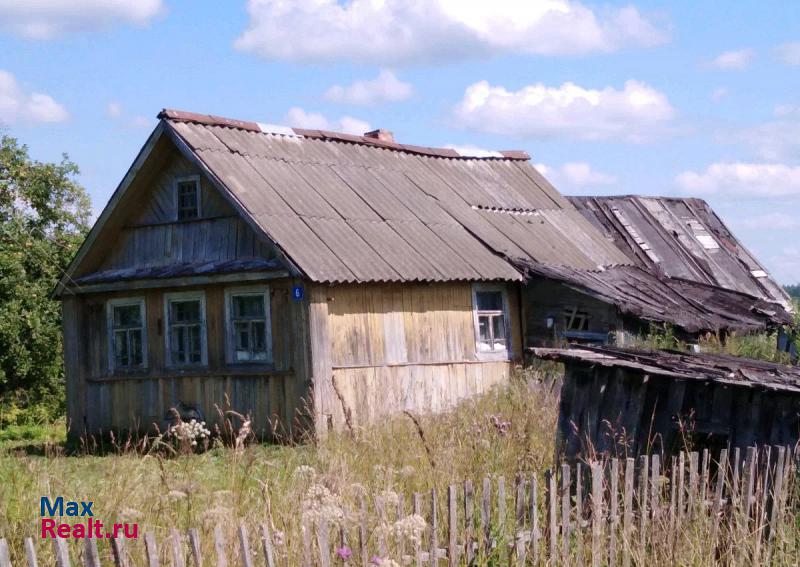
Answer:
293;465;317;480
301;483;345;527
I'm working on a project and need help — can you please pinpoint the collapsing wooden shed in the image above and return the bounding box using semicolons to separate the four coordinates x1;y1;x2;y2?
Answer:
534;346;800;461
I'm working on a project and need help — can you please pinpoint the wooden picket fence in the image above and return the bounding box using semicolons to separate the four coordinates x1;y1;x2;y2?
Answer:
1;445;797;566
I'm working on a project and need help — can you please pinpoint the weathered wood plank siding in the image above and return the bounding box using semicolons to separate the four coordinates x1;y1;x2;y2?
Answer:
313;282;521;431
524;278;619;346
65;279;309;439
557;364;800;461
97;152;277;273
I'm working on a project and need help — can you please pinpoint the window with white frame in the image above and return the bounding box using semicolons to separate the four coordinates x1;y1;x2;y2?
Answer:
107;298;147;372
225;287;272;363
176;177;201;220
165;292;207;366
472;285;510;355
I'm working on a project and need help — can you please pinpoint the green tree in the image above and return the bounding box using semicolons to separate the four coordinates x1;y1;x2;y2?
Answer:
0;135;90;426
784;284;800;300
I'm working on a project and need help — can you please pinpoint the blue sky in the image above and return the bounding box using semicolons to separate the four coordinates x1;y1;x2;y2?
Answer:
2;0;800;282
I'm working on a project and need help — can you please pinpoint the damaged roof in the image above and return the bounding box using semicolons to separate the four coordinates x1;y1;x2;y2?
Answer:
520;262;792;333
569;195;791;309
159;109;629;283
532;345;800;394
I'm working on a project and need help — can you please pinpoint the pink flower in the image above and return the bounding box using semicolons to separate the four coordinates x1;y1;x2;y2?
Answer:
336;547;353;561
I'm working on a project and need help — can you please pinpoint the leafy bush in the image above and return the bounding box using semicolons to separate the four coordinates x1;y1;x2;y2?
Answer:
0;135;90;428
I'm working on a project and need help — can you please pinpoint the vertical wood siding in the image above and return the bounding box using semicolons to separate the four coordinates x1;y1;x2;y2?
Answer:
316;282;521;431
97;151;277;273
65;279;308;440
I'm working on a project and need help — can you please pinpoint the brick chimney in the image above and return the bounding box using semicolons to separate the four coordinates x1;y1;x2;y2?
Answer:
363;128;395;143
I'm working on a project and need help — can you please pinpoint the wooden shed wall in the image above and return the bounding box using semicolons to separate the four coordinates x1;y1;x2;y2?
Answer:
62;278;310;439
524;278;619;346
557;363;800;461
308;282;521;432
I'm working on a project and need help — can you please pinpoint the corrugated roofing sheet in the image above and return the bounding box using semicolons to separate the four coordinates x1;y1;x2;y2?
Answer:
164;112;634;283
569;196;792;309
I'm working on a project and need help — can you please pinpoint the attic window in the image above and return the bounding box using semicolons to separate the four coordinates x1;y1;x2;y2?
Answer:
176;177;201;220
563;308;590;331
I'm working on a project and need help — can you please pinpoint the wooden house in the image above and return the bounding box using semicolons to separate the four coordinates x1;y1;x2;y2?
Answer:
534;346;800;460
55;109;793;440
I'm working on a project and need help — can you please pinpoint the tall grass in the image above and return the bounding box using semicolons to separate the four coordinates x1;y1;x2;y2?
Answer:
0;367;560;563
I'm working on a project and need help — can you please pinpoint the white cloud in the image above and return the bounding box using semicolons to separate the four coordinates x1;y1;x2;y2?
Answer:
710;48;755;70
0;0;163;39
285;107;371;135
732;105;800;161
775;41;800;66
735;212;800;230
452;79;675;142
710;87;728;101
535;162;617;188
676;163;800;197
0;70;68;124
445;144;503;158
235;0;669;65
106;101;122;118
325;70;413;106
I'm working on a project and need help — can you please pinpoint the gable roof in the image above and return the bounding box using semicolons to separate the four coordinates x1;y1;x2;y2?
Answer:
569;195;791;309
159;109;630;284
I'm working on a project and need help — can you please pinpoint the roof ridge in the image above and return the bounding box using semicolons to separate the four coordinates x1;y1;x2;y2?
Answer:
158;108;530;161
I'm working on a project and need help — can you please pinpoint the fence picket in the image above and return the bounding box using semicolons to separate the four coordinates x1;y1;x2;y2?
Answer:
700;448;710;508
145;533;160;567
83;538;101;567
710;449;727;554
0;539;11;567
463;480;474;565
448;485;457;567
23;538;37;567
187;529;202;567
650;455;660;523
481;477;491;554
621;458;634;567
575;463;584;566
637;455;648;563
111;537;128;567
530;474;540;563
300;519;311;567
358;493;368;567
413;493;423;567
259;525;275;567
688;452;698;518
546;469;557;562
170;528;185;567
608;459;619;567
430;488;439;566
560;463;571;566
315;519;330;567
237;525;253;567
765;446;786;564
591;463;603;567
513;476;526;565
677;453;686;524
54;538;71;567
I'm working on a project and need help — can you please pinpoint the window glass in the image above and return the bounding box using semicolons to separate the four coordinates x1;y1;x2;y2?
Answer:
229;292;269;362
474;289;508;353
168;298;204;365
111;302;145;370
177;180;199;220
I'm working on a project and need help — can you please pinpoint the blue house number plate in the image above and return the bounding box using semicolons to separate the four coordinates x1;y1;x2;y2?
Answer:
291;285;304;301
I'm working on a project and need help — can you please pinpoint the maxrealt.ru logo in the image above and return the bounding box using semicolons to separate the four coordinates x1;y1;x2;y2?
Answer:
40;497;138;539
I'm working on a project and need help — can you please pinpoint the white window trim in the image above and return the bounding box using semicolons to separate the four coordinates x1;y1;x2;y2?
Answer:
174;175;202;221
471;283;512;361
224;285;273;365
163;291;208;367
106;297;148;374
